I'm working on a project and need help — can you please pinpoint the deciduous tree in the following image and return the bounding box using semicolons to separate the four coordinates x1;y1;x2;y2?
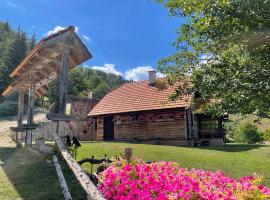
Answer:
157;0;270;115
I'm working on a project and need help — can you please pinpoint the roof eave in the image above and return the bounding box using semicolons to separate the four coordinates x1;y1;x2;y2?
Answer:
88;106;189;117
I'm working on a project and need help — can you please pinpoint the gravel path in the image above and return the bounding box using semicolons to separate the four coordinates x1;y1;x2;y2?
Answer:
0;113;46;133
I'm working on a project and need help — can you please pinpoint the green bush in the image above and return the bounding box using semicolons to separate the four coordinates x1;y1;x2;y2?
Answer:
234;123;262;144
225;122;236;141
262;129;270;141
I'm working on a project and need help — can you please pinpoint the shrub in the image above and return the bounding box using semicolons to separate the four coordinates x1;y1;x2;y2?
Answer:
262;129;270;141
225;122;236;143
98;159;270;200
234;123;262;144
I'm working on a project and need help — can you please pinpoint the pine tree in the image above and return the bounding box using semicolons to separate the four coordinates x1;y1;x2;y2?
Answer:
0;22;15;95
28;33;36;52
7;27;27;74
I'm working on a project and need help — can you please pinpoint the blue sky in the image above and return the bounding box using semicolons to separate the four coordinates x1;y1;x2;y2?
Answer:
0;0;185;81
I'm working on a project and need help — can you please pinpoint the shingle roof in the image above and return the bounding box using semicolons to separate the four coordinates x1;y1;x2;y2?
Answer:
88;79;192;116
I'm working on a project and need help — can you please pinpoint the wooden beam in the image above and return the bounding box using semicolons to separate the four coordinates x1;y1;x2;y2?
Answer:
35;73;57;90
27;72;35;124
52;132;104;200
52;155;72;200
58;47;70;114
17;90;25;126
44;31;70;47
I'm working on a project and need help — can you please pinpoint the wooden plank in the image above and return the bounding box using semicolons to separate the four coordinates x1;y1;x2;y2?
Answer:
52;132;105;200
52;155;72;200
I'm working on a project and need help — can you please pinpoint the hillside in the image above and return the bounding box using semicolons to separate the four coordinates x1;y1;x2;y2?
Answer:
229;114;270;132
46;66;128;102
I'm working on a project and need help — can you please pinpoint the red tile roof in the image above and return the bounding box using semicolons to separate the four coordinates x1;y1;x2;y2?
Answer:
88;79;192;116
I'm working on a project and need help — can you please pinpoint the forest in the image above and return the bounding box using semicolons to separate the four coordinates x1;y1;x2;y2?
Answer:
0;21;127;116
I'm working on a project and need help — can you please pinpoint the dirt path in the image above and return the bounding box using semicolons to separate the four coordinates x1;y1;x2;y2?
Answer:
0;113;47;133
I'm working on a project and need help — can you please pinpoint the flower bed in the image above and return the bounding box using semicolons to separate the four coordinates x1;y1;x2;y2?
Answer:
98;159;270;200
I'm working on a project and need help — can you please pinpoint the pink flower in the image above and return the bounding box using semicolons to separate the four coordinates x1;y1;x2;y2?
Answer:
98;160;270;200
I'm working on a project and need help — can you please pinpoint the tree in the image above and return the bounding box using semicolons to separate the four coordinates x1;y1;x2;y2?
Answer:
234;123;262;143
7;27;27;70
157;0;270;115
262;129;270;141
46;67;128;103
68;67;87;96
93;82;110;99
28;33;36;51
0;22;15;96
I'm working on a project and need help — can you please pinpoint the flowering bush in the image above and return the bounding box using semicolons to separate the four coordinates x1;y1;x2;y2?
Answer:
98;159;270;200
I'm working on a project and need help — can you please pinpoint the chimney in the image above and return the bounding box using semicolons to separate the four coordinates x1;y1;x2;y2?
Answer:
148;70;156;85
88;91;93;99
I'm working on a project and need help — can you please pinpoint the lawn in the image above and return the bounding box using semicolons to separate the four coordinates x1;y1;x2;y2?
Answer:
77;142;270;187
0;132;86;200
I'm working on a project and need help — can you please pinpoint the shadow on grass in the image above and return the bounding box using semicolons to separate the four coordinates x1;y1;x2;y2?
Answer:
83;141;270;153
0;145;86;200
198;144;269;152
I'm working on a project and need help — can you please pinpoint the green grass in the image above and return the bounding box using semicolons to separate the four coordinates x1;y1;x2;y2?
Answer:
77;142;270;187
0;140;86;199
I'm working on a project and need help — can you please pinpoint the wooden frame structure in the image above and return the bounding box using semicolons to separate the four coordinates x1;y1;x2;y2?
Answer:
2;25;92;144
1;26;105;199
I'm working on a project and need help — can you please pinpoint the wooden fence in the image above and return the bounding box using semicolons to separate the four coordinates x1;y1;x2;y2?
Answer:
52;132;105;200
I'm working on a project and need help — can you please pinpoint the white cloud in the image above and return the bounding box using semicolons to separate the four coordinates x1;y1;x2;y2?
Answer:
45;26;79;36
91;64;123;76
124;66;165;81
88;64;165;81
3;1;25;11
5;1;17;8
83;34;90;43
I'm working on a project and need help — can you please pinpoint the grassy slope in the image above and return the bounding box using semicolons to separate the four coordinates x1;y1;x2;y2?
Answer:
0;133;86;200
229;114;270;131
77;142;270;187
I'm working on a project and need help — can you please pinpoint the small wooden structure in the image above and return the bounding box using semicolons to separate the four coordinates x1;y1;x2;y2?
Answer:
88;71;227;146
2;26;92;145
2;26;105;199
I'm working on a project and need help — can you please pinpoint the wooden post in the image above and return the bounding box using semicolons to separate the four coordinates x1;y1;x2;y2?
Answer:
27;72;35;124
52;132;105;200
17;90;25;127
125;148;132;162
26;72;35;146
58;48;70;115
52;155;72;200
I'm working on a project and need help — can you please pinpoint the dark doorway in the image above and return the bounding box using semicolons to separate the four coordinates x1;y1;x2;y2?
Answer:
104;116;114;140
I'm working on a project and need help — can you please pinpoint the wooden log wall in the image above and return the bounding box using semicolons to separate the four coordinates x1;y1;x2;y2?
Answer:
96;116;104;141
114;110;187;141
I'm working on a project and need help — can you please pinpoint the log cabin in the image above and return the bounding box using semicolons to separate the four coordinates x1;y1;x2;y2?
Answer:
88;71;227;146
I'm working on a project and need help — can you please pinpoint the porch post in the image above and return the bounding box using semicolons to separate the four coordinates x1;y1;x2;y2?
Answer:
56;36;73;136
27;72;35;124
26;72;35;146
17;90;25;126
58;47;69;115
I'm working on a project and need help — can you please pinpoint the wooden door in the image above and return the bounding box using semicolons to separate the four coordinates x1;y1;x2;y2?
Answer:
104;116;114;140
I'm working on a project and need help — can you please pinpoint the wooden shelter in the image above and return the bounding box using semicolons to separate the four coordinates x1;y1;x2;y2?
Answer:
88;71;227;146
2;26;92;144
